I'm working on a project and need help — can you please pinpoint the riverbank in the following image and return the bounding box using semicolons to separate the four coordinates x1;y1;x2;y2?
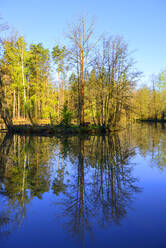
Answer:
8;124;119;136
138;119;166;123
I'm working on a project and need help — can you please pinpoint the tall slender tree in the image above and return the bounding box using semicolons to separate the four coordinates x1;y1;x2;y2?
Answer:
67;16;95;125
52;45;68;120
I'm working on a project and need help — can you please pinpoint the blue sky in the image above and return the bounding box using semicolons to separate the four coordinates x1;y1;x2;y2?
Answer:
0;0;166;85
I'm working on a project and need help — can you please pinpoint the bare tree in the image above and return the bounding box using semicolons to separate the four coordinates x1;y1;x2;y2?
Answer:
90;36;140;129
66;15;95;125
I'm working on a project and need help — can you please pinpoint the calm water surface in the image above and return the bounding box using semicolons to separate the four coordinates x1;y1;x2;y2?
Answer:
0;123;166;248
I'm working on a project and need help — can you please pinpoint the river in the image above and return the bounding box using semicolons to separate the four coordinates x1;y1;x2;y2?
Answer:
0;123;166;248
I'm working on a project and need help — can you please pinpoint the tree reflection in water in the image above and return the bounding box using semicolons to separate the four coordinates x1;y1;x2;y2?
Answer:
52;134;141;240
1;123;165;242
0;134;55;239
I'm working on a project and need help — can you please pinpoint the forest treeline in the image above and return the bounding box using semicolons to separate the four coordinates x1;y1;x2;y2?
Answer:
0;16;166;129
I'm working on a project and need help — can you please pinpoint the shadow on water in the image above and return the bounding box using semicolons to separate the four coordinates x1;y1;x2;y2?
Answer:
0;123;166;244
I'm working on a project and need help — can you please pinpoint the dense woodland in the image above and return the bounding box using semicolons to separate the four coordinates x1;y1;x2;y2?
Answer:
0;16;166;129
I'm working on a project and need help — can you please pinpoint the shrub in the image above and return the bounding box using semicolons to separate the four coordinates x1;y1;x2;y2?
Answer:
60;102;72;126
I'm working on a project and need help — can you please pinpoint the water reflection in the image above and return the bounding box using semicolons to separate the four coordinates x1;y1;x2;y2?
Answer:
0;134;56;239
53;135;140;241
0;123;166;243
130;123;166;170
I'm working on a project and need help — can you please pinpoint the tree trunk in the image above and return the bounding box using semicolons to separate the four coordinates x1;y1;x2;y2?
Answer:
21;46;26;119
81;25;85;125
13;89;16;118
18;90;20;119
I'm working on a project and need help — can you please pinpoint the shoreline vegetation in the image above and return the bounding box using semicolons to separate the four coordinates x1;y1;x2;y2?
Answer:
139;119;166;123
2;122;123;135
0;116;163;137
5;119;166;136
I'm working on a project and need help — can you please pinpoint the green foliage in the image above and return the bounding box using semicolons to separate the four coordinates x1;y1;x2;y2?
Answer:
158;70;166;90
52;45;68;74
60;102;72;126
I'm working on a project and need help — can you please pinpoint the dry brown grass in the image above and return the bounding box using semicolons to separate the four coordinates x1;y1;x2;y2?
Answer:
12;118;51;126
